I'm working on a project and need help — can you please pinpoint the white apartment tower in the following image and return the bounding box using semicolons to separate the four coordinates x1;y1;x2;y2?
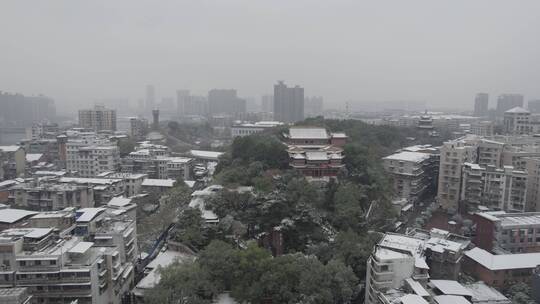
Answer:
437;136;478;211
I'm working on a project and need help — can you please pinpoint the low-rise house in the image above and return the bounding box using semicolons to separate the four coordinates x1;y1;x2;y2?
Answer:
0;208;38;231
106;197;137;220
27;208;76;236
141;179;176;194
464;247;540;288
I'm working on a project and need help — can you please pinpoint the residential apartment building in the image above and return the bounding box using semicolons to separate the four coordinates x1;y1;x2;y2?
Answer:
74;207;138;264
365;228;470;304
470;121;494;137
477;139;504;168
8;181;94;211
58;177;126;205
121;148;192;180
98;172;147;197
460;164;527;212
0;227;133;304
474;211;540;253
273;81;304;123
78;105;117;131
383;148;438;204
437;136;479;211
503;107;531;135
526;157;540;211
129;117;148;140
0;146;26;180
66;140;120;177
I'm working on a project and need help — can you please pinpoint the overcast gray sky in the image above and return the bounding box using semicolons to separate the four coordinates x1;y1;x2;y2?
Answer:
1;0;540;111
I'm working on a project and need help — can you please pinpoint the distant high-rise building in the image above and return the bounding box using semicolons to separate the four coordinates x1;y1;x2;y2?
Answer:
145;85;156;112
185;95;208;116
474;93;489;117
304;96;324;118
78;105;117;131
152;109;160;130
0;92;56;127
528;100;540;113
177;90;190;116
208;89;246;116
129;117;148;140
496;94;524;116
261;95;274;113
273;81;304;123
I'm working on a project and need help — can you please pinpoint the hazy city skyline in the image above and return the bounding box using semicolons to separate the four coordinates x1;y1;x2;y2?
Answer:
2;0;540;113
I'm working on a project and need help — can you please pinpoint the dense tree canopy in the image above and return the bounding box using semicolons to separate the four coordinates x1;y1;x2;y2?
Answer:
149;241;360;304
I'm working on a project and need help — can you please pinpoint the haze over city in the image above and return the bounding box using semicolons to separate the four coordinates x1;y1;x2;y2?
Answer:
2;0;540;113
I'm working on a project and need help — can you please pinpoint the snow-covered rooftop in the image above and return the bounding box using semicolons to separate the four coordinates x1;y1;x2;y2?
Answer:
430;280;472;297
505;106;529;114
135;250;193;294
400;294;429;304
383;151;431;163
433;295;471;304
288;127;329;139
107;197;133;208
76;208;106;222
68;241;94;254
465;282;510;303
189;150;224;160
405;278;429;297
465;247;540;270
141;179;176;187
0;209;38;224
0;145;21;152
25;153;43;162
59;177;122;185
